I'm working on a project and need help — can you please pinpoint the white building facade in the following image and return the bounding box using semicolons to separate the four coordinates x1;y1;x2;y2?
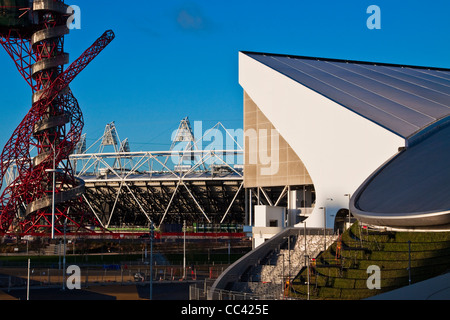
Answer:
239;51;450;230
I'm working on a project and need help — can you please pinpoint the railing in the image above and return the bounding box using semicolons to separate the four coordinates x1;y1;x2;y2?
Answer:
207;227;335;300
190;282;289;300
0;263;227;291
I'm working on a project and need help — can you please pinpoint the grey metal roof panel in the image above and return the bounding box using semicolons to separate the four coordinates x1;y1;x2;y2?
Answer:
320;62;450;116
350;123;450;227
353;64;450;108
243;52;450;139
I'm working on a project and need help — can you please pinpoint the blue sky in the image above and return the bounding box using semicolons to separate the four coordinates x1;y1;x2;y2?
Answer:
1;0;449;151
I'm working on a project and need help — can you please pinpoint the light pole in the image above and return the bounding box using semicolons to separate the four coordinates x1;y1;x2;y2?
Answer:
408;240;411;285
277;253;285;299
149;221;154;300
27;258;30;300
51;156;55;240
183;220;186;280
284;236;291;287
288;236;291;285
62;217;67;290
319;206;327;251
303;220;307;266
304;254;310;300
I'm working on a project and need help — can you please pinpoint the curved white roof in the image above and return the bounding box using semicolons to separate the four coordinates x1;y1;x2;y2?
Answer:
243;52;450;139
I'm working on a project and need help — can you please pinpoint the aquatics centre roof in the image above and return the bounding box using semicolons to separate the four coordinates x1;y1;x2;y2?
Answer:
351;123;450;228
242;52;450;139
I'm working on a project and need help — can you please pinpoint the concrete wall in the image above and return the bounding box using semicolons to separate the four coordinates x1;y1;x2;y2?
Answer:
253;205;285;248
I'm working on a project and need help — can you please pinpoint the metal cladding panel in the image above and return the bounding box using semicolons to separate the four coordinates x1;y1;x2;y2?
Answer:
352;64;450;105
382;65;450;86
345;122;450;229
305;60;450;118
354;124;450;215
244;52;450;139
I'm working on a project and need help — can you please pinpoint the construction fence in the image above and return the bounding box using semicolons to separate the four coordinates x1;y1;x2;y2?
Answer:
0;264;228;291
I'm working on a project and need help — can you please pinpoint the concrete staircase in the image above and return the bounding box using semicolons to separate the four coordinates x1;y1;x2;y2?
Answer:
228;231;338;297
260;234;338;284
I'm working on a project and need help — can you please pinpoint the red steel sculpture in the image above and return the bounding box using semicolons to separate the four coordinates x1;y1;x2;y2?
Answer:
0;0;114;236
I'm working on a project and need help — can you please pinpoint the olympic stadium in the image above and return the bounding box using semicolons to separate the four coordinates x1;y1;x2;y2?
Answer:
69;120;249;230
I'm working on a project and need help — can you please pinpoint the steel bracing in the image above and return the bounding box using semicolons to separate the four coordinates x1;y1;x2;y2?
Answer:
0;0;114;235
69;121;247;228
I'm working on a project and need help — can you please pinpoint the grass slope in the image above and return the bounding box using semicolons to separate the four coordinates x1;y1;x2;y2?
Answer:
290;222;450;300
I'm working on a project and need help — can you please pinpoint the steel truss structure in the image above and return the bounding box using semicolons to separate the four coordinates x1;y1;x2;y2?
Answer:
0;0;114;236
70;120;247;228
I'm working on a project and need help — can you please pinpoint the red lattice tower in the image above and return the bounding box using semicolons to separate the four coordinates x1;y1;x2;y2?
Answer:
0;1;114;236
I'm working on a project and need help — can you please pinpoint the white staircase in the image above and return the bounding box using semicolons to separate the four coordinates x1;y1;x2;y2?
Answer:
260;234;338;284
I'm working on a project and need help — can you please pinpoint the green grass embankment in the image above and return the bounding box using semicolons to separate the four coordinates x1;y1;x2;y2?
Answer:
290;222;450;300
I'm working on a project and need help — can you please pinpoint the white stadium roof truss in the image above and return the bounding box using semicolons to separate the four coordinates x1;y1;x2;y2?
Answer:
68;121;246;228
